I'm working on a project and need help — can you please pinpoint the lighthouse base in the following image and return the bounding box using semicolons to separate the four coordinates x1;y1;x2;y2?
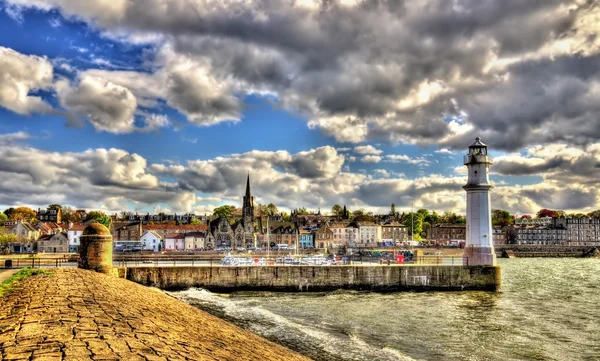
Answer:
463;246;496;266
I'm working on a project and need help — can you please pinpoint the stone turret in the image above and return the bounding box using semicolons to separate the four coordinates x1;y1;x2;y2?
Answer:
79;223;113;274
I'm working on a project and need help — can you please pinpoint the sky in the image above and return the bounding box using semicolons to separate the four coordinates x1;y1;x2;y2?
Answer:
0;0;599;216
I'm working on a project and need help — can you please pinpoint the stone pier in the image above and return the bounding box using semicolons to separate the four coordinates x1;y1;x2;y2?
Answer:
0;269;309;361
121;265;501;292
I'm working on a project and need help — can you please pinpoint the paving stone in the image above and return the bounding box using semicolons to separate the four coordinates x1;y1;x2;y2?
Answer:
0;269;309;361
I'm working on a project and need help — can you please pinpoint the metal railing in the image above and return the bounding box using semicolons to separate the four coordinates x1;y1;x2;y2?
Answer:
0;257;76;269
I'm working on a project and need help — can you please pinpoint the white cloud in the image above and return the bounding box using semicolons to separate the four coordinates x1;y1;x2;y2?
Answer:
55;75;137;133
354;145;383;155
385;155;431;167
0;131;31;145
0;46;53;115
360;155;382;163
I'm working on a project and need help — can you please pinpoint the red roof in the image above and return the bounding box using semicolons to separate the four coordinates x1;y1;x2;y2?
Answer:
69;224;87;231
165;233;185;239
143;224;208;231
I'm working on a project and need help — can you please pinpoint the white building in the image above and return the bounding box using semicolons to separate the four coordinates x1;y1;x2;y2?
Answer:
463;137;496;265
357;222;382;247
184;232;206;251
140;230;162;252
67;224;86;253
164;233;185;251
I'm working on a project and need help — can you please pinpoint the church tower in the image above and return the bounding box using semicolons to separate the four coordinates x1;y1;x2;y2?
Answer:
463;137;496;266
242;174;254;244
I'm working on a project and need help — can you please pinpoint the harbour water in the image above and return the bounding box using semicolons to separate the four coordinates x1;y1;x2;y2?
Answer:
172;259;600;361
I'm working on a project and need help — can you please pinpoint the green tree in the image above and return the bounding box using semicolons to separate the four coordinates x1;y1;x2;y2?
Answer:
61;206;81;223
213;205;232;218
48;204;62;211
86;210;111;228
389;203;397;219
331;204;343;218
0;232;17;252
423;210;440;225
0;213;7;223
296;207;309;215
190;218;202;225
281;212;291;222
266;203;279;216
492;209;513;227
588;210;600;218
3;208;14;219
439;211;465;224
403;212;423;240
9;207;37;222
351;209;376;222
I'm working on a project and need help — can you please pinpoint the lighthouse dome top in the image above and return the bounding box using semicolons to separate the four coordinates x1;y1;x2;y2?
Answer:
469;137;487;148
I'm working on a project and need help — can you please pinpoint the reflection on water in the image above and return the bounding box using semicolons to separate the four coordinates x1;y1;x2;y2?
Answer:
172;259;600;361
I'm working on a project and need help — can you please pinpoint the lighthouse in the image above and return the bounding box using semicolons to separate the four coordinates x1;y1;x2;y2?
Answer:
463;137;496;266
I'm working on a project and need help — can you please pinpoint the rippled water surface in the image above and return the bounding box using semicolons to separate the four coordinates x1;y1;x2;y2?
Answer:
172;259;600;361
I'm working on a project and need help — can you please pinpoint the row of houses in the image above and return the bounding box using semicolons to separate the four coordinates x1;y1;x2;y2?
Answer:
510;216;600;246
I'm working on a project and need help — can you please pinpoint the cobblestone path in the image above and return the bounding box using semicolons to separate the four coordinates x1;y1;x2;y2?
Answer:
0;268;311;361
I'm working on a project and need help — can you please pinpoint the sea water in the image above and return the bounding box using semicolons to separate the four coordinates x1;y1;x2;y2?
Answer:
171;259;600;361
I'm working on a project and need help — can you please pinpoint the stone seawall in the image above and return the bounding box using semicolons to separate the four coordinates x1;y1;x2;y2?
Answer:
495;245;597;257
120;265;501;292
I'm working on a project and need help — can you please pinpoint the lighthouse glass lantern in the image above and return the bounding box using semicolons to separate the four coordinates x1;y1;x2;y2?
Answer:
463;137;496;266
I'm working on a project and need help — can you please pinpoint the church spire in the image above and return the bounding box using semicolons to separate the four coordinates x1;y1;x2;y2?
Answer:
245;173;251;200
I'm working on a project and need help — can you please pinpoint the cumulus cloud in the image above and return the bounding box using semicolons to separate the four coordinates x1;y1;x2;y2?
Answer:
0;134;597;214
55;75;137;133
354;145;383;155
0;141;196;212
4;1;600;148
0;131;31;145
0;46;53;114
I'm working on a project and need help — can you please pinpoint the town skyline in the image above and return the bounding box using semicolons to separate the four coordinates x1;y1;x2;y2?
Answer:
1;1;599;216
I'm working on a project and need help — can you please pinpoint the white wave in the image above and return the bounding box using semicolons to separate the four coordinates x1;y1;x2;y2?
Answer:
173;288;418;361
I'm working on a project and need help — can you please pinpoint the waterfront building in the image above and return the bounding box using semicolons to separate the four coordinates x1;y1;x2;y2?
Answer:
140;230;162;251
329;222;358;247
164;233;185;251
512;216;600;246
299;230;314;248
4;220;40;252
37;232;68;253
357;222;381;247
492;228;507;245
462;137;496;265
427;224;466;245
141;224;208;239
381;222;408;245
110;221;143;242
184;232;206;251
37;207;61;223
313;225;334;249
67;224;86;252
271;224;297;246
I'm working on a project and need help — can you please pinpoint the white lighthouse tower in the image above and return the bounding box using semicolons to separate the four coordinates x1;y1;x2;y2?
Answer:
463;137;496;266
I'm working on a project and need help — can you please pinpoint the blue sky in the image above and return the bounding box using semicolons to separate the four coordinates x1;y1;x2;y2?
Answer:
0;1;598;216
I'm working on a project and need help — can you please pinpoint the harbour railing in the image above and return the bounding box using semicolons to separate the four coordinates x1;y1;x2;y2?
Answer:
0;256;76;269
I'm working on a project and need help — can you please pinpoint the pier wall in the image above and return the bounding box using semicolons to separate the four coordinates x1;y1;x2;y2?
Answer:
494;245;597;257
119;265;501;292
